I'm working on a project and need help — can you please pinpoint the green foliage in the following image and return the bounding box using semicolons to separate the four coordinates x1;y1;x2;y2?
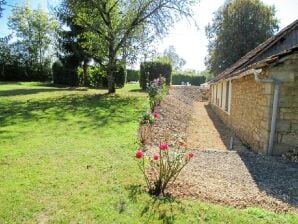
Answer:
77;65;105;87
172;72;206;86
114;65;127;88
163;45;186;71
6;3;58;81
55;0;91;86
147;77;168;111
77;64;126;88
136;141;193;196
205;0;279;74
140;112;155;125
52;60;79;86
67;0;195;93
140;61;172;90
127;69;140;82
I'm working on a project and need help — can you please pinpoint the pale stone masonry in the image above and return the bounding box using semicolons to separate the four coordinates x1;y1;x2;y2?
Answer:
209;20;298;155
211;75;272;153
273;55;298;154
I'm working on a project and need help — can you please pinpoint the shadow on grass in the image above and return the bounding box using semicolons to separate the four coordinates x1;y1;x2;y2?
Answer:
127;184;185;224
0;93;142;132
0;87;89;97
129;89;146;93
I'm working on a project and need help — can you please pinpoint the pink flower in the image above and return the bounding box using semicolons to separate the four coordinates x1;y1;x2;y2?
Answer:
159;143;168;151
153;112;159;119
186;153;194;160
135;150;144;159
153;153;159;160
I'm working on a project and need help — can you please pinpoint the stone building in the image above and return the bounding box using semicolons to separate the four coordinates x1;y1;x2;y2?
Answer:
209;19;298;155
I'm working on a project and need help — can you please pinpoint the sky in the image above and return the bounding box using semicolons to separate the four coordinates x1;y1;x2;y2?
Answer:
0;0;297;71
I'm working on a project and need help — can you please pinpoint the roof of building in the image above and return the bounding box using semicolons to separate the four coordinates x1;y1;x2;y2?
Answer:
212;19;298;82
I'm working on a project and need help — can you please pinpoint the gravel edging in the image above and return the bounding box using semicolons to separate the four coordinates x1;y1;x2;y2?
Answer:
146;86;298;214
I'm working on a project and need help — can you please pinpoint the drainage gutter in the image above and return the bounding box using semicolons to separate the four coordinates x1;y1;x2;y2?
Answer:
253;69;281;155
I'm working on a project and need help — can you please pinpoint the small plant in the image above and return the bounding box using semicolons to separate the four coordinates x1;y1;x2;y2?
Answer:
140;111;157;125
138;112;159;146
147;77;168;111
135;141;194;196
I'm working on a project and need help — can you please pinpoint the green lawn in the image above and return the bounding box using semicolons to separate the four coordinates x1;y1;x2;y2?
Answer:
0;82;297;224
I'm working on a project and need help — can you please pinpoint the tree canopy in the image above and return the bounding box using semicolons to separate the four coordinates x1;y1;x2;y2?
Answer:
163;45;186;71
56;0;92;86
205;0;279;75
5;3;58;80
66;0;196;93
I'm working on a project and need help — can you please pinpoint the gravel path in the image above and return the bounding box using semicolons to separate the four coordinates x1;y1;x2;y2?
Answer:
187;101;247;151
149;86;298;213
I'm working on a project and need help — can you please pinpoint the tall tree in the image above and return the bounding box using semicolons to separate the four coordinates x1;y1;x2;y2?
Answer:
8;4;58;79
0;35;12;78
205;0;279;75
66;0;196;93
163;45;186;71
56;0;91;86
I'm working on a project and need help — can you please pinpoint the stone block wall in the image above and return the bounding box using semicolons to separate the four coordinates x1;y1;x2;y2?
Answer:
210;54;298;155
271;55;298;155
211;74;274;154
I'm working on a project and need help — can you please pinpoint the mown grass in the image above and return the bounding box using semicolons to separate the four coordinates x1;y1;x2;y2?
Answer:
0;82;297;223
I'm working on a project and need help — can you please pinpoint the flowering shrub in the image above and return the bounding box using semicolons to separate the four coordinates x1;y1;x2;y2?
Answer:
135;142;194;196
147;77;168;111
140;111;159;125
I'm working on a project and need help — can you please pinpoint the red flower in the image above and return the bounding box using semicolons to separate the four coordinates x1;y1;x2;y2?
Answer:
159;143;168;151
153;153;159;160
135;150;144;159
153;112;159;119
186;153;194;160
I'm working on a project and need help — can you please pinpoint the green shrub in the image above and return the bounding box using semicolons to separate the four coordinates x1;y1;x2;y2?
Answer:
140;61;172;90
135;142;194;196
102;64;126;88
115;65;126;88
77;66;105;87
127;69;139;82
52;60;79;86
1;63;51;81
172;72;206;86
89;66;105;87
77;64;126;88
147;77;168;111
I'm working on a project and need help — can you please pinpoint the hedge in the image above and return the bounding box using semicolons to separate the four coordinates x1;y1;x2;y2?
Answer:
114;65;126;88
140;61;172;90
172;73;206;86
127;69;139;82
87;64;126;88
0;63;51;81
52;60;79;86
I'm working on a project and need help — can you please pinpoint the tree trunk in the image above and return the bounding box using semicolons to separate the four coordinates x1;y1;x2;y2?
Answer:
107;62;116;93
107;43;116;94
82;59;88;86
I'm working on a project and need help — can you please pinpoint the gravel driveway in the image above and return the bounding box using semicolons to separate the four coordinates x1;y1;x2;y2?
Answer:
150;86;298;213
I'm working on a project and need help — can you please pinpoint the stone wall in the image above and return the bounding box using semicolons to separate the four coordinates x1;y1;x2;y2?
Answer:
211;74;274;154
270;54;298;155
210;53;298;155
